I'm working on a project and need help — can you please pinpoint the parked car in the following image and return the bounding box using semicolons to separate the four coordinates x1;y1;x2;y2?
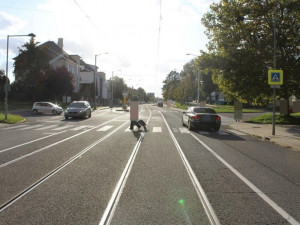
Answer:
182;106;221;131
64;101;92;119
32;102;63;115
158;101;163;107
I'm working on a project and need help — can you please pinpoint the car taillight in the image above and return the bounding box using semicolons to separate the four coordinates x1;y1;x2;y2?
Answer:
216;116;221;121
193;115;199;120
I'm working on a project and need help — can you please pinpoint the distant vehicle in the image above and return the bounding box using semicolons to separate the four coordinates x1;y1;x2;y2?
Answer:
182;106;221;131
32;102;63;115
64;101;92;119
158;101;163;107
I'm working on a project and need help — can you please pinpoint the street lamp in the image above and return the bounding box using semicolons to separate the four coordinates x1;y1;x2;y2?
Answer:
94;52;108;110
186;53;200;106
5;33;35;120
236;16;277;135
111;69;121;108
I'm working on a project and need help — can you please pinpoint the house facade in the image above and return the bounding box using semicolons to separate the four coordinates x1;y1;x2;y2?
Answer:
38;38;106;104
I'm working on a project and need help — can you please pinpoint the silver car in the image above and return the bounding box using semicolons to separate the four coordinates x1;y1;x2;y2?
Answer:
64;101;92;119
32;102;63;115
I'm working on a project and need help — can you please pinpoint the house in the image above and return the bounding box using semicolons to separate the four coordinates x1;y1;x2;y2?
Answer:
39;38;81;93
79;59;106;105
38;38;106;105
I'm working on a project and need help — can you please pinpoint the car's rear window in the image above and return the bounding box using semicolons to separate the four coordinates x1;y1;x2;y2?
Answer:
193;108;216;114
69;103;85;108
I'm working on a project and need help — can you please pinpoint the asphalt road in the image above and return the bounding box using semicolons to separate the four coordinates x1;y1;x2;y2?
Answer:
0;105;299;225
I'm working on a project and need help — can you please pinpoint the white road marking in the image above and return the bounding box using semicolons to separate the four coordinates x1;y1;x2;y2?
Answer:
18;125;44;130
124;127;131;132
178;128;190;134
226;129;247;136
35;125;58;130
70;125;94;131
152;127;162;132
97;125;113;131
159;111;220;225
2;125;28;130
52;125;74;131
0;131;67;154
190;132;300;225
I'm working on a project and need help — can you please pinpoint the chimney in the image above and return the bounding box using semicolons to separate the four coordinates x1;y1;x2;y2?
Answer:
57;38;63;49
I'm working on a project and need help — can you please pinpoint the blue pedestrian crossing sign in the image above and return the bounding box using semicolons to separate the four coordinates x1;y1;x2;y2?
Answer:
268;70;283;85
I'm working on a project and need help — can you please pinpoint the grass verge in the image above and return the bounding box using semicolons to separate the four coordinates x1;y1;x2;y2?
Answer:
247;113;300;125
0;113;26;124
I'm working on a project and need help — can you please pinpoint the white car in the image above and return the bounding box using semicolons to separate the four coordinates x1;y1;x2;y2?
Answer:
32;102;63;115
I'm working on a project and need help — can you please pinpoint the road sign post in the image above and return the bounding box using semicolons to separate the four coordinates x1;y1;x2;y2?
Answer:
268;70;283;135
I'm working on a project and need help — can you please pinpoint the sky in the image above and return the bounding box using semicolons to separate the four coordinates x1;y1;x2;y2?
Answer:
0;0;216;98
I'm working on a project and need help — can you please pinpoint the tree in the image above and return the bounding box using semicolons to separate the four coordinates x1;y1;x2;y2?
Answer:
0;69;7;101
13;37;50;99
202;0;300;109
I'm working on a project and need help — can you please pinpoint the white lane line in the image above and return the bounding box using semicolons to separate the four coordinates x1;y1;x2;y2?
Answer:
99;107;152;225
18;125;44;130
0;131;67;154
52;125;74;131
159;111;220;225
0;120;129;214
35;125;58;130
97;125;113;132
0;115;127;168
70;125;94;131
152;127;162;133
179;127;190;134
1;125;28;130
190;132;300;225
226;129;247;136
198;131;210;135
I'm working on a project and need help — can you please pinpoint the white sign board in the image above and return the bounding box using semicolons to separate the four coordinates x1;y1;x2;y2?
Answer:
130;101;139;120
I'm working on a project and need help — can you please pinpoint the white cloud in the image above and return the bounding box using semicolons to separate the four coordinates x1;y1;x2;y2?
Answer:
0;0;216;97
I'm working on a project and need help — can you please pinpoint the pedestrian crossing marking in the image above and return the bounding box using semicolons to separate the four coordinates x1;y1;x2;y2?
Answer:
52;125;74;131
18;125;44;130
2;125;29;130
178;128;190;133
35;125;58;130
70;125;94;131
153;127;162;132
97;125;113;131
124;127;131;132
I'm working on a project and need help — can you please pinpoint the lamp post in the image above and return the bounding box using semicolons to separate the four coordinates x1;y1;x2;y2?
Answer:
94;52;108;110
236;16;277;135
5;33;35;120
111;69;121;108
186;53;200;106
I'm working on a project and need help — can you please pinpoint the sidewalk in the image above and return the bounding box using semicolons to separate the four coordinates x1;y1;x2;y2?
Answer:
229;122;300;152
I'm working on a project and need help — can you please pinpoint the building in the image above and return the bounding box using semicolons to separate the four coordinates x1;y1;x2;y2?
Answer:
37;38;106;104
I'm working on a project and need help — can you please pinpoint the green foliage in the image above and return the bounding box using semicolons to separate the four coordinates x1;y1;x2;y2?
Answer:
12;38;73;101
201;0;300;106
247;113;300;124
0;69;6;101
0;113;25;124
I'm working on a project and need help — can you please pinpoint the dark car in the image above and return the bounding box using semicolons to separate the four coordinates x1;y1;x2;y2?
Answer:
158;101;163;107
182;106;221;131
64;101;92;119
